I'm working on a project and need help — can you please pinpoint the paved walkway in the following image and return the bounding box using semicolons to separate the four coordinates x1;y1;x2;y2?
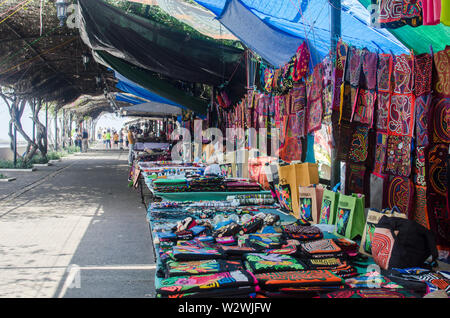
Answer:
0;150;155;298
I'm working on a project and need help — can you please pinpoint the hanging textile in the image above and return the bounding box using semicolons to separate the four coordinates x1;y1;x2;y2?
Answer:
306;64;324;134
385;135;412;177
422;0;441;25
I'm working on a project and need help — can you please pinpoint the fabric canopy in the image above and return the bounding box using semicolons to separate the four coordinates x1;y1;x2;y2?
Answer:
195;0;409;66
156;0;237;40
114;71;183;108
121;101;182;117
77;0;244;85
358;0;450;54
115;92;149;105
95;50;208;115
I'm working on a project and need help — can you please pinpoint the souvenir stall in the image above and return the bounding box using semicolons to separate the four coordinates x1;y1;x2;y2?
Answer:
79;0;449;298
143;40;450;298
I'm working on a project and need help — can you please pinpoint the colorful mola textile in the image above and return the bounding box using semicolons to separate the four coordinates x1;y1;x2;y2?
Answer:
352;89;376;127
385;135;412;177
388;93;415;137
348;125;370;163
414;53;433;97
255;270;344;288
322;289;417;298
165;259;244;277
415;94;432;147
431;97;450;144
386;176;415;216
433;46;450;97
244;253;306;274
156;270;257;296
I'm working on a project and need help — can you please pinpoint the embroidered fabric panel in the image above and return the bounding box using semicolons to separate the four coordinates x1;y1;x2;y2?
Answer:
352;88;376;127
377;54;393;93
348;125;369;163
387;93;415;137
414;147;427;186
433;47;450;97
385;135;412;177
386;176;414;216
290;82;306;114
392;54;413;95
376;92;391;132
413;185;430;229
414;53;433;97
345;163;367;195
346;47;362;87
332;40;349;111
361;49;378;90
307;97;323;134
431;97;450;144
374;132;389;175
415;94;432;147
336;120;352;161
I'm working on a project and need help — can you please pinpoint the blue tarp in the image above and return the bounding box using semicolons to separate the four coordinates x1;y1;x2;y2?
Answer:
195;0;409;66
115;93;147;105
114;71;184;108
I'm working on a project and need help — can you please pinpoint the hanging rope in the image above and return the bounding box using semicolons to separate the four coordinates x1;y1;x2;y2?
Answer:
0;37;77;76
0;25;60;68
0;0;33;25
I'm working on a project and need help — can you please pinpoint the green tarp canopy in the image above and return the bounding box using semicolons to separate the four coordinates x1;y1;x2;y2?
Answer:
358;0;450;54
78;0;245;86
96;50;208;115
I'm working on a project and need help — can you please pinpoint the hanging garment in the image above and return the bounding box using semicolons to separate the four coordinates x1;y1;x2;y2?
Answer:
431;97;450;144
292;41;310;82
414;53;433;97
385;135;412;177
352;88;377;127
387;93;415;137
348;125;370;163
441;0;450;25
306;64;324;133
333;40;349;111
374;132;389;175
423;0;441;25
415;94;432;147
433;46;450;98
386;176;415;216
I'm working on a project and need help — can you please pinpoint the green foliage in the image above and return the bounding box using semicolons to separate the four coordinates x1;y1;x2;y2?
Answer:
0;159;34;169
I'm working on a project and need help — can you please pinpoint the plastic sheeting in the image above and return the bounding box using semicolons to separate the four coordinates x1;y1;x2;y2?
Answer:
95;50;208;115
195;0;408;66
156;0;237;40
121;101;182;117
77;0;245;85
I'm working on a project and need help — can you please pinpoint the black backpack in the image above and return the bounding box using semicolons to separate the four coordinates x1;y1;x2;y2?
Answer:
374;216;438;269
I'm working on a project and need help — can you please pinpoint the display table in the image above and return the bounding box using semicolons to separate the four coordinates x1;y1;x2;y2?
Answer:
152;190;271;202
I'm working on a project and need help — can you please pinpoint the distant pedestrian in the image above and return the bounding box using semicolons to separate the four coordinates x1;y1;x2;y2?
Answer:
82;130;89;152
105;129;111;149
127;126;136;165
113;131;119;149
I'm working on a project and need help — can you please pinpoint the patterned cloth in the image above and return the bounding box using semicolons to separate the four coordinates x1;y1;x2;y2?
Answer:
244;253;306;274
348;125;370;163
388;93;415;137
415;94;432;147
374;132;389;175
385;135;412;177
414;53;433;97
433;46;450;97
352;88;376;127
386;176;415;216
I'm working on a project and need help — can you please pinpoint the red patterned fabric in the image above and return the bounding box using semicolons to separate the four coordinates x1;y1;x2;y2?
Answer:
387;93;415;137
393;54;413;95
352;88;376;127
372;227;395;270
433;46;450;98
414;53;433;97
386;176;415;216
385;135;412;177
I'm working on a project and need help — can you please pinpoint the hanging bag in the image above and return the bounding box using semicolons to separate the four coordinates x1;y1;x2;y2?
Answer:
319;189;340;225
372;216;438;270
333;193;366;239
359;207;407;256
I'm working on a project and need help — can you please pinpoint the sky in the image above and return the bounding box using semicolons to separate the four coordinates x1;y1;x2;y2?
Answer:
0;99;128;144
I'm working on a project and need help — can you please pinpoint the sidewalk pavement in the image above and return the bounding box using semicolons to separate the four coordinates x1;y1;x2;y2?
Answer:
0;150;155;298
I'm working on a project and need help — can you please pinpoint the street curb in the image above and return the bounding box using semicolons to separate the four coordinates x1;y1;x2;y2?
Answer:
0;168;35;172
0;178;16;182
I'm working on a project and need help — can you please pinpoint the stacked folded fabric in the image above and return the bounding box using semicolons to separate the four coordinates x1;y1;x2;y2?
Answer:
225;180;262;192
153;178;189;192
188;176;226;192
156;270;259;298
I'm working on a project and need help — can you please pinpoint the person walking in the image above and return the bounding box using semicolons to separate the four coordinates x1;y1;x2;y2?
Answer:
105;129;112;149
82;129;89;152
119;129;124;150
127;126;136;165
113;131;119;149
